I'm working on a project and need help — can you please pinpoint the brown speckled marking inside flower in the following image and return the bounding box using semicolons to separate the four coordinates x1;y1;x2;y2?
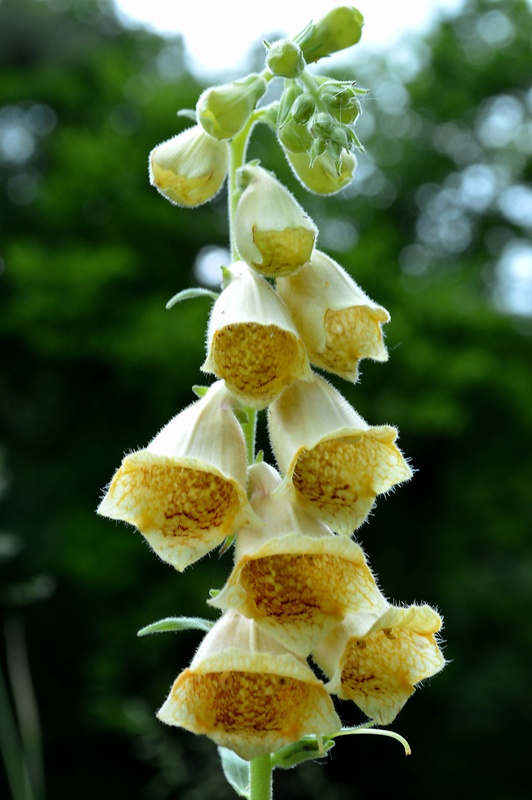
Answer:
212;323;302;405
113;463;240;535
317;306;386;373
252;227;315;276
240;554;369;621
341;631;414;703
292;438;377;528
182;671;314;735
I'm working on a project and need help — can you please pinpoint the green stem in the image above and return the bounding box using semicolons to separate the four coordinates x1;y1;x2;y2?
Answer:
249;754;273;800
240;407;258;466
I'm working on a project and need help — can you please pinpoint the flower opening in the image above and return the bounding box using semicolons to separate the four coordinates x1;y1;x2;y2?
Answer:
314;604;445;725
268;374;412;534
158;611;341;759
97;382;255;570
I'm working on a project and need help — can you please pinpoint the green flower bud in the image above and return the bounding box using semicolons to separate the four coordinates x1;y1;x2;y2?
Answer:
149;125;229;207
278;82;303;127
197;73;267;140
291;93;316;124
310;112;334;139
278;118;313;154
319;82;362;124
285;148;356;195
266;39;305;78
295;6;364;62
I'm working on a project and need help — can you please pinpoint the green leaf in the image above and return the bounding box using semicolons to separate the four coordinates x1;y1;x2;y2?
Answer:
166;287;218;309
192;385;209;398
218;747;250;798
137;616;215;637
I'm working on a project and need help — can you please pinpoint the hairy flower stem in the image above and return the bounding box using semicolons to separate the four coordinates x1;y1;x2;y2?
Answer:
240;406;258;466
250;753;273;800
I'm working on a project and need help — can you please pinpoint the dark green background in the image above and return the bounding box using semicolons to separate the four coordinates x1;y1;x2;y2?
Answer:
1;0;531;797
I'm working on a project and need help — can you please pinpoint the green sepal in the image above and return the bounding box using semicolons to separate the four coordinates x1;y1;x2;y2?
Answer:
166;287;219;309
218;533;235;555
218;747;250;798
271;736;335;769
137;616;215;637
254;449;264;463
192;385;210;398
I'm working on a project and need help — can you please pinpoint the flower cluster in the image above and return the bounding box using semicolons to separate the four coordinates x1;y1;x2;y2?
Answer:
99;5;445;772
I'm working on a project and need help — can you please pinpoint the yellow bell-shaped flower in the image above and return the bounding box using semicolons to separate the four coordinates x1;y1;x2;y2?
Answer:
234;163;317;277
202;264;312;409
276;249;389;382
149;125;229;207
97;381;256;571
268;374;412;534
210;462;387;657
157;610;341;760
313;604;445;725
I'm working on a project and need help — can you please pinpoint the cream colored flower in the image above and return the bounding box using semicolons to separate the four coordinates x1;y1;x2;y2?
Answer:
97;381;256;571
196;74;267;140
313;604;445;725
210;462;387;657
234;163;317;277
285;148;356;195
202;265;312;409
276;250;390;382
157;610;341;760
268;374;412;534
149;125;229;207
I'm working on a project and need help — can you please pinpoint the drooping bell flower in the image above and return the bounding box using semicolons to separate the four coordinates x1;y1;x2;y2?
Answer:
196;73;267;140
157;610;341;760
202;264;312;409
234;163;317;277
210;462;387;657
97;381;256;571
284;147;357;195
149;125;229;207
276;249;389;382
268;374;412;534
313;604;445;724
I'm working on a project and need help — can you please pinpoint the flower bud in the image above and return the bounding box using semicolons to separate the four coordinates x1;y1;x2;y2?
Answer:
277;117;313;154
276;249;390;382
291;93;316;124
268;373;412;535
234;163;317;276
319;82;362;124
210;462;386;657
295;6;364;63
277;82;303;127
285;147;356;195
149;125;229;207
202;265;312;409
313;604;445;724
196;73;267;140
157;610;341;760
97;382;256;571
266;39;305;78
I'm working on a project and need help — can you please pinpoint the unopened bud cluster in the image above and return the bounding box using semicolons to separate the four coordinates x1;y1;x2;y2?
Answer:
100;5;445;772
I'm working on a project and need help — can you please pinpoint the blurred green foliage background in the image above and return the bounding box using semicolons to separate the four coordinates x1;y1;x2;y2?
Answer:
1;0;531;797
